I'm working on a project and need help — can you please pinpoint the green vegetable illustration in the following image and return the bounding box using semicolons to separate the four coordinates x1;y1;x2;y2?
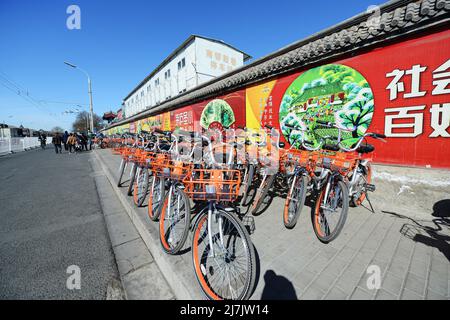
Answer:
200;99;235;129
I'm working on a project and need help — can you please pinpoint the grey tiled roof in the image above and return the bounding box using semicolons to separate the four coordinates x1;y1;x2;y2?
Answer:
107;0;450;130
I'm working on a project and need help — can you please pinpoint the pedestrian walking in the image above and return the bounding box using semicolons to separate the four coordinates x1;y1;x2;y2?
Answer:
63;131;69;151
81;133;89;151
52;132;63;154
67;133;77;154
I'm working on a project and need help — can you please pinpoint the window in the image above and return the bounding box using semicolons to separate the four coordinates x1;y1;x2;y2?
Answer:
147;85;151;92
164;69;171;79
155;78;159;86
178;58;186;70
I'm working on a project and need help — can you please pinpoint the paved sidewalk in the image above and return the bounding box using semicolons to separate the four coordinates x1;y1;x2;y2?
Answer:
95;148;449;300
90;155;175;300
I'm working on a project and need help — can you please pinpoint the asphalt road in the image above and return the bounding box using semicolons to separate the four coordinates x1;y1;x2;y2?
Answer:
0;146;119;299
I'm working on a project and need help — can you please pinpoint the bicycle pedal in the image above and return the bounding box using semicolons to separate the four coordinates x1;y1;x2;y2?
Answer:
242;216;256;235
364;183;376;192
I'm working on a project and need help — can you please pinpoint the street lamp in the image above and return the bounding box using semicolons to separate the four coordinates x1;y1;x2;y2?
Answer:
64;61;94;133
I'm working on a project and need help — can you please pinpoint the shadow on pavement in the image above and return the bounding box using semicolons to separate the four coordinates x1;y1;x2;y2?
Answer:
383;199;450;262
260;270;298;300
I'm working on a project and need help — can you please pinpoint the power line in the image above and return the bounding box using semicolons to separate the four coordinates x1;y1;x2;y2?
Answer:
0;71;61;120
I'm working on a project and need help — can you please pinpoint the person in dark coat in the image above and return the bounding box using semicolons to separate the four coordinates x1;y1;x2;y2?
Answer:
62;131;69;151
52;133;63;154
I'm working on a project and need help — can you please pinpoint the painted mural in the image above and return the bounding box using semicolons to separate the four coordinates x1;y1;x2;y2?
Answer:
279;64;374;149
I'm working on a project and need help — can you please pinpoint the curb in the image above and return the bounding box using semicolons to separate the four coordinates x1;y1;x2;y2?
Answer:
92;150;198;300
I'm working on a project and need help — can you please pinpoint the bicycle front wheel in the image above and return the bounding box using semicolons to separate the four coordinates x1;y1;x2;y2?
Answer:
312;180;349;243
133;168;149;207
127;163;138;196
159;186;191;254
192;209;256;300
148;175;165;221
117;159;126;187
284;175;308;229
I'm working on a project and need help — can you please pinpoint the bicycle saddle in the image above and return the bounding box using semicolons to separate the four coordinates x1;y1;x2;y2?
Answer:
356;143;375;154
322;144;340;152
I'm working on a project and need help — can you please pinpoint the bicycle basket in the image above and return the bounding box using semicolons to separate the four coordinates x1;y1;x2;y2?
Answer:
183;169;241;202
316;152;356;174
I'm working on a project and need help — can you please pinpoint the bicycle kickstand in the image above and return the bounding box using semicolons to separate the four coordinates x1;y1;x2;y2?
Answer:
365;191;376;214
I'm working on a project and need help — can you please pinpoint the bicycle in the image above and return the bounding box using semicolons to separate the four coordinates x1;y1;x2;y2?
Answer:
182;133;257;300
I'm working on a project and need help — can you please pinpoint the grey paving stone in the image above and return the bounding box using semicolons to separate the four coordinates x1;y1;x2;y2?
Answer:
309;271;336;293
404;272;426;296
322;257;348;277
381;272;403;296
122;263;175;300
375;289;397;300
428;270;448;297
350;287;373;300
300;284;325;300
114;238;154;276
338;246;357;263
426;288;448;300
293;270;317;291
401;288;423;300
324;286;348;300
409;258;429;280
104;209;140;247
335;268;361;293
305;254;330;274
388;257;410;278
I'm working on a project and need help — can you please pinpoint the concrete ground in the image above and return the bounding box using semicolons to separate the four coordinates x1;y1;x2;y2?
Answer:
0;147;121;299
95;148;450;300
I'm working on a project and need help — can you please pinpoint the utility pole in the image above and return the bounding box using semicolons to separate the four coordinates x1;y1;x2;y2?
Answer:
64;61;95;133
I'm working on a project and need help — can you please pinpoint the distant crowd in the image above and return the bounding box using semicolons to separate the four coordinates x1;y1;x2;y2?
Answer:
51;131;95;154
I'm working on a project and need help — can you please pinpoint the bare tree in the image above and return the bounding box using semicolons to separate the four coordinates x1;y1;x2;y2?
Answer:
72;111;103;132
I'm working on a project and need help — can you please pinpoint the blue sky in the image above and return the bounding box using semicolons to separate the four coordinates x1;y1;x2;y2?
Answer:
0;0;384;131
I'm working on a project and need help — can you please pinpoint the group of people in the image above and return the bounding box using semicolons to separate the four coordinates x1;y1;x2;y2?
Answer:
52;131;93;154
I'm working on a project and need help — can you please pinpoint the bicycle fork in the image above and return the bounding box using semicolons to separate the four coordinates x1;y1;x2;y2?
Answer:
207;202;225;258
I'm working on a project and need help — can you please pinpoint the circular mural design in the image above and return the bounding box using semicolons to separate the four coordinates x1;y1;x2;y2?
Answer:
200;99;236;130
279;64;374;149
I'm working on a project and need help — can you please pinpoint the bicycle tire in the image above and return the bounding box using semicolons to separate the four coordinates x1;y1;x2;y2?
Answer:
117;159;126;187
283;175;308;229
148;176;165;221
350;164;372;207
251;174;275;216
159;187;191;255
240;164;255;207
133;168;149;207
312;180;349;243
191;209;256;300
127;163;137;196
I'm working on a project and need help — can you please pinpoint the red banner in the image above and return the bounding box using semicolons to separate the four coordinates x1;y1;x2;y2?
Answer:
246;29;450;169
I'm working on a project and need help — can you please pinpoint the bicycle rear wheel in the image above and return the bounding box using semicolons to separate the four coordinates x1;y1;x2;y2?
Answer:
251;174;275;216
148;175;165;221
133;168;149;207
350;164;372;207
312;180;349;243
192;209;256;300
284;175;308;229
159;186;191;254
240;164;255;207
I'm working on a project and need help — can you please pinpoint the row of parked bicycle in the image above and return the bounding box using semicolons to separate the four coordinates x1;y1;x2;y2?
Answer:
101;121;385;300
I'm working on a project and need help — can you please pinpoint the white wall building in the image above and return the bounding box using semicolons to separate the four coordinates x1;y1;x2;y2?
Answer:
122;35;251;118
